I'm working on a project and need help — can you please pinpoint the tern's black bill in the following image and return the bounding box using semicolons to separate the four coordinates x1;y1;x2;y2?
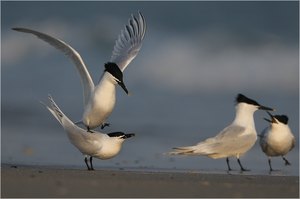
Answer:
263;111;277;123
259;105;274;111
123;133;135;139
118;81;129;95
264;111;289;124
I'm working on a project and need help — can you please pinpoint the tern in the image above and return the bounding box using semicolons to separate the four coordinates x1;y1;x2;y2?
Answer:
42;95;135;170
13;12;146;132
169;93;274;172
259;112;295;172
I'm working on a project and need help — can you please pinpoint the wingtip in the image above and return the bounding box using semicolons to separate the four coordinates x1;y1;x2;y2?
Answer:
138;10;143;18
48;94;53;99
38;100;47;107
38;94;54;108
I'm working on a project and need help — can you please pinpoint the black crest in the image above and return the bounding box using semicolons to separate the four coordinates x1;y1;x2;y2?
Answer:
236;93;260;106
274;115;289;124
107;132;135;139
104;62;123;82
107;132;125;137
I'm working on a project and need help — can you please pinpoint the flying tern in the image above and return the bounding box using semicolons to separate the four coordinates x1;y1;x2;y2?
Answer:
13;12;146;132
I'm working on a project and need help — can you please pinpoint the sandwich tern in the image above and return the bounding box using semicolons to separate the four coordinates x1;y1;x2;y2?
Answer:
13;12;146;132
259;112;295;172
42;95;135;170
169;93;274;172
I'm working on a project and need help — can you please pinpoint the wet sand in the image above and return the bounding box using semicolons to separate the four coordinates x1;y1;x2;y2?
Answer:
1;164;299;198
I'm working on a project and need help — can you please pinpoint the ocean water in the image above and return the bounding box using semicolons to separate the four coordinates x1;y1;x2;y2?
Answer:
2;1;299;176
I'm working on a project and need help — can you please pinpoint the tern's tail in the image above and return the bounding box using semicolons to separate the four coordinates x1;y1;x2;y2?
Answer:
168;145;198;155
41;95;68;126
168;138;218;157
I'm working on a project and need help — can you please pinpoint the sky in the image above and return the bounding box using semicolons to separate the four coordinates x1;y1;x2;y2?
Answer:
1;1;299;172
2;1;298;93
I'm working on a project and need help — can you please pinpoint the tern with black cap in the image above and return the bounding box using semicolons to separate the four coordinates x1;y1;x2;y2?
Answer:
259;112;295;172
42;95;135;170
169;93;274;172
13;12;146;132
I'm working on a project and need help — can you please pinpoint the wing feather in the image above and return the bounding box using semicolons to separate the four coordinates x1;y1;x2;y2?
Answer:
110;12;146;72
12;27;95;107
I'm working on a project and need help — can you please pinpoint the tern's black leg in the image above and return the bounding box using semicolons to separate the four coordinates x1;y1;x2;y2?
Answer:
237;158;250;172
87;126;92;133
226;157;232;171
84;157;91;170
101;123;110;129
282;156;291;166
90;156;94;170
268;157;274;172
86;126;96;133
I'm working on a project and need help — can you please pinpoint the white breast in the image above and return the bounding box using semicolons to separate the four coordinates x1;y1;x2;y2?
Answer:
262;124;294;156
83;72;116;129
94;136;123;159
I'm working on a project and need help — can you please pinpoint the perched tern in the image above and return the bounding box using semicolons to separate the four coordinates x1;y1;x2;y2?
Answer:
13;12;146;132
259;112;295;172
169;93;274;172
42;95;135;170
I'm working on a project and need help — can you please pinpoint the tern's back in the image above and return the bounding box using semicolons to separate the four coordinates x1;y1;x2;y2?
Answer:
44;95;106;156
202;124;257;159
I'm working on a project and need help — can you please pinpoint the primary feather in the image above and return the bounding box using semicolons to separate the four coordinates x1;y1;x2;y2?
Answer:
12;28;95;108
110;12;146;72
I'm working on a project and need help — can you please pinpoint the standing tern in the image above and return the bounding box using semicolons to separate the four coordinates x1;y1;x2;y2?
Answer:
259;112;295;172
13;12;146;131
42;95;135;170
169;93;274;172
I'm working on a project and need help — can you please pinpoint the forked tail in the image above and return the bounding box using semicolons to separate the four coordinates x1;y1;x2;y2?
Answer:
168;140;216;156
41;95;66;125
168;146;197;155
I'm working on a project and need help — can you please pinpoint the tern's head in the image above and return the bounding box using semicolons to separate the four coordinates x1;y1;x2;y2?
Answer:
107;132;135;143
264;111;289;125
104;62;129;94
235;93;274;112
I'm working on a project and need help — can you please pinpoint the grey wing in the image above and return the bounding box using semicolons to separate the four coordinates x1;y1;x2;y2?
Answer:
258;127;268;150
110;12;146;72
12;28;95;107
216;125;246;140
259;127;268;138
209;125;250;154
191;126;246;156
193;126;245;147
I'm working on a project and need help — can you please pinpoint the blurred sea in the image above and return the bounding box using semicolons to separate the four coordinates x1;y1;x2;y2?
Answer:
2;1;299;176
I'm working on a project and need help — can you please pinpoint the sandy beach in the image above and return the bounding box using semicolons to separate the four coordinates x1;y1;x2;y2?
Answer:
1;164;298;198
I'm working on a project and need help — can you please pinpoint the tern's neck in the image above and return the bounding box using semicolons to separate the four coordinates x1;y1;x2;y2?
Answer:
95;72;117;94
99;72;117;86
232;103;257;128
271;123;291;135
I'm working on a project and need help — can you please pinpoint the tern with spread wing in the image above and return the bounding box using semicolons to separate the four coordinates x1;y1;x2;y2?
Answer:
13;12;146;132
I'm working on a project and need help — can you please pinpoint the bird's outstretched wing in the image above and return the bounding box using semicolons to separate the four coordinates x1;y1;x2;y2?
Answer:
110;12;146;72
12;27;95;107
